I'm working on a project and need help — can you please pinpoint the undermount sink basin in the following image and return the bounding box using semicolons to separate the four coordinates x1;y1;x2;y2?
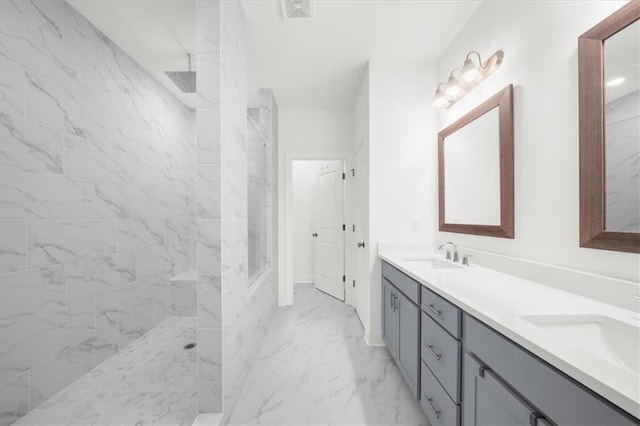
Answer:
521;314;640;375
398;256;461;270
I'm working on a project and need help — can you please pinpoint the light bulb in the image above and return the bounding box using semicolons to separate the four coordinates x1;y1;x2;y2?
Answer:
433;95;447;108
432;84;447;108
445;76;462;100
460;58;480;83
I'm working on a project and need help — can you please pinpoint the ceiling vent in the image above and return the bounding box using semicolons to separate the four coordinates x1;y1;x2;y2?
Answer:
281;0;314;21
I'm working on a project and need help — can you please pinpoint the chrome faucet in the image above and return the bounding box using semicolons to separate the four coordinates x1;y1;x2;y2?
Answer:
438;241;459;262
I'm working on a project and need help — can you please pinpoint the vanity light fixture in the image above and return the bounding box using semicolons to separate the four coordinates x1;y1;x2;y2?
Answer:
433;50;504;109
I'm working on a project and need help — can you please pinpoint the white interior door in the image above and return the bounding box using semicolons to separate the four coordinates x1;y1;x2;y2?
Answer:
313;162;345;301
353;145;368;324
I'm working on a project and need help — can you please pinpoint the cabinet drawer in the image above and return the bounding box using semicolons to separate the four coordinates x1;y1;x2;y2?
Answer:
421;312;461;403
421;360;460;426
464;314;637;425
421;286;461;338
382;262;420;305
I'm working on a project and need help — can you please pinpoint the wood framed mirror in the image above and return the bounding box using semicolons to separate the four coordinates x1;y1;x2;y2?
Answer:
438;84;514;238
578;1;640;253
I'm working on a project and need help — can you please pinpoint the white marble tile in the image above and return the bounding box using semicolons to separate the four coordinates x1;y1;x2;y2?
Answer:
228;286;427;426
94;181;159;219
0;56;24;116
197;53;221;109
0;166;93;219
0;111;63;174
196;0;221;54
23;71;66;131
64;133;136;186
197;108;221;164
146;273;172;326
198;274;221;329
16;317;198;426
0;297;94;384
135;244;174;280
199;381;222;414
172;279;197;317
27;220;116;268
0;220;26;274
198;328;222;382
0;371;29;426
0;265;65;328
116;218;164;251
197;219;221;275
65;252;136;304
198;164;221;219
0;0;71;90
29;337;117;410
221;126;248;219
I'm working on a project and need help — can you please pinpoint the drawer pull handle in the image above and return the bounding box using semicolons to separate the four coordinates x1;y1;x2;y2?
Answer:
425;343;442;360
425;396;441;420
427;304;442;316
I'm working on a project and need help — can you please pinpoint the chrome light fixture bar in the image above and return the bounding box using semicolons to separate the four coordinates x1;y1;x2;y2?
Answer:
433;50;504;109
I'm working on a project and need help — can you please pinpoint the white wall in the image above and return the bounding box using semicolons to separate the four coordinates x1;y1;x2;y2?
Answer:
436;0;639;283
291;160;341;283
366;60;438;344
279;108;353;153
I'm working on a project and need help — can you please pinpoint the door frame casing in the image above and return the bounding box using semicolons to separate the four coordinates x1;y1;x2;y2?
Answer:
280;151;353;306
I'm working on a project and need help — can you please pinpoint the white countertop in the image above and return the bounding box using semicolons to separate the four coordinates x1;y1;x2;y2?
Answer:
379;250;640;419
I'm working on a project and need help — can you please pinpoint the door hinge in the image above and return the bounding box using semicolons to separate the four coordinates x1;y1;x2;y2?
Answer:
352;280;356;288
350;168;355;177
342;275;346;282
352;224;356;232
342;172;346;180
342;224;346;231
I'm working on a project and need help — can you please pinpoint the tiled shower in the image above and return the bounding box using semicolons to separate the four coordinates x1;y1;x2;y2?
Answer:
0;0;279;424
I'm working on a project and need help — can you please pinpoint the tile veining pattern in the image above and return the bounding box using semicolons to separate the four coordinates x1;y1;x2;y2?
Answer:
228;285;427;426
13;317;198;426
606;89;640;232
195;1;279;415
0;0;196;423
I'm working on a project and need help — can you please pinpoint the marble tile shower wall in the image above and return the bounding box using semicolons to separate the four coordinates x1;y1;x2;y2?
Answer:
606;89;640;233
195;0;223;414
0;1;196;424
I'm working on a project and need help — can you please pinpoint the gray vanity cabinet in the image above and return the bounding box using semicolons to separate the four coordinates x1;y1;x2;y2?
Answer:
380;260;638;426
382;277;399;356
397;291;419;397
463;315;637;426
381;263;420;399
464;353;550;426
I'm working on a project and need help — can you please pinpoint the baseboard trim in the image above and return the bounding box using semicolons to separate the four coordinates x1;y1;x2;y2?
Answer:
365;330;385;347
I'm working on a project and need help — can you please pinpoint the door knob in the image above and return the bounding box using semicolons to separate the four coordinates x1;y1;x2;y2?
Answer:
357;242;365;248
312;233;318;237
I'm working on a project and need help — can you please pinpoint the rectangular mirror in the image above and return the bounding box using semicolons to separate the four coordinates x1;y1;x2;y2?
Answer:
438;84;514;238
579;1;640;253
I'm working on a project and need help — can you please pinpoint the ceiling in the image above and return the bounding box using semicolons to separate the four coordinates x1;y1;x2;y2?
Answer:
243;0;481;108
68;0;482;109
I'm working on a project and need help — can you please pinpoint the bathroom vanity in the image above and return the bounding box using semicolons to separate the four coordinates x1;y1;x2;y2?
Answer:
380;255;639;426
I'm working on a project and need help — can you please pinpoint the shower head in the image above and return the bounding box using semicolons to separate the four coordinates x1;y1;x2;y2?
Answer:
165;53;196;93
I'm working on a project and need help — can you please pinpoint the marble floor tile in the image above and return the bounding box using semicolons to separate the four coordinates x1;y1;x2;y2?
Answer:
15;317;198;426
228;284;427;426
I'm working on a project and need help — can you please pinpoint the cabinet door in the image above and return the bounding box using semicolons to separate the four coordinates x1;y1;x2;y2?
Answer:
464;354;548;426
397;291;420;399
382;278;398;358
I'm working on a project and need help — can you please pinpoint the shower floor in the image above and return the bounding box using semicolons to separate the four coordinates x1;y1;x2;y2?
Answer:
15;317;198;426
